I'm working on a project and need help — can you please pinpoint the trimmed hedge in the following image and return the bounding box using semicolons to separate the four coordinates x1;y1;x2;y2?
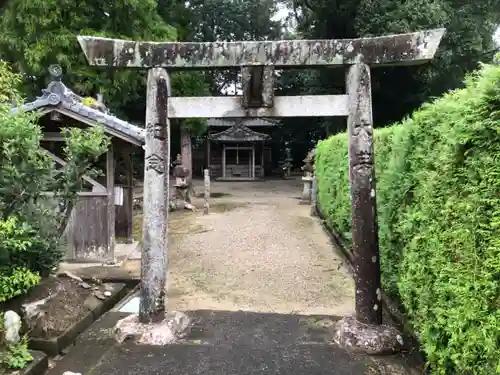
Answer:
315;64;500;374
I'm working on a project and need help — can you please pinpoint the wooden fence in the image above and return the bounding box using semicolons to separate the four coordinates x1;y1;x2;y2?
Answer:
63;191;111;262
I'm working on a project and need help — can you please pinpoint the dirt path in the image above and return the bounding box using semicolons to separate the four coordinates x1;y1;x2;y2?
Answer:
166;179;355;316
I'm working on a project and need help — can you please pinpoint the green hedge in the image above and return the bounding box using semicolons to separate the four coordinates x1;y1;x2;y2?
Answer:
315;64;500;375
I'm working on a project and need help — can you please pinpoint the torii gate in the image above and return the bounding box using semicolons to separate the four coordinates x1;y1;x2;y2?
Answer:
78;29;445;351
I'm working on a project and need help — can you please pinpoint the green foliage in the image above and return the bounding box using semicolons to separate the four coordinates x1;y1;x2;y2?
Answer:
0;61;110;282
0;61;23;104
0;266;40;303
0;0;176;122
1;336;33;369
81;97;97;107
160;0;283;136
0;316;33;371
278;0;500;158
57;126;111;204
315;64;500;374
0;106;108;275
0;215;56;279
160;0;283;93
170;71;210;136
0;107;53;219
315;133;350;241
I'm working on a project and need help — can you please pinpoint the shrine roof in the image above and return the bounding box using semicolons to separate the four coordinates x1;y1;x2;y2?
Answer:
209;124;270;142
10;72;144;146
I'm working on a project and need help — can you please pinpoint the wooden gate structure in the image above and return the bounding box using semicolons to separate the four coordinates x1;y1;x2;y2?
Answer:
78;29;445;345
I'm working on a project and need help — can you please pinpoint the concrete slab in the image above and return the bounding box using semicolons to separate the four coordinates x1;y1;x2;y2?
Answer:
57;263;140;284
95;343;369;375
47;312;129;375
48;310;423;375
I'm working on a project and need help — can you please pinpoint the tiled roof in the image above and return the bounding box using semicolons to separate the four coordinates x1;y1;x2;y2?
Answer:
10;80;145;144
209;124;270;142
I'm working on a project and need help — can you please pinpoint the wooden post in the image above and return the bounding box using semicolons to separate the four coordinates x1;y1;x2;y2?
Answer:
310;176;317;217
222;145;226;179
346;63;382;326
261;146;264;177
251;145;255;179
285;148;292;177
106;143;115;263
206;136;211;170
140;68;170;324
180;128;192;183
122;146;134;244
203;169;210;215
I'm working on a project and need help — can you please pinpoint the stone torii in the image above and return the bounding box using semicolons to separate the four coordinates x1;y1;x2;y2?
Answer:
77;28;445;351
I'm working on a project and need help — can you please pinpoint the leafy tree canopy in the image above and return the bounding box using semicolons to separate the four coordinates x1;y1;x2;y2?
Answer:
273;0;500;164
0;0;176;122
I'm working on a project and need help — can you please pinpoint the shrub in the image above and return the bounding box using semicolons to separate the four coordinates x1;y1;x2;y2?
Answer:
0;267;40;303
315;64;500;374
0;61;109;292
0;312;33;369
0;216;58;278
1;335;33;369
0;105;69;275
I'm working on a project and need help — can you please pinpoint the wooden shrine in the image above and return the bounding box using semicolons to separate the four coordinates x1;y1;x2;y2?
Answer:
206;118;276;180
10;66;144;263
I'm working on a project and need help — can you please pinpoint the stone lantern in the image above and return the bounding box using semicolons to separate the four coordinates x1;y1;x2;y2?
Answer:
173;163;190;202
300;148;315;204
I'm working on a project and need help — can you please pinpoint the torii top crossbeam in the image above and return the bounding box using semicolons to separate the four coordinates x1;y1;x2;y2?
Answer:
77;29;445;69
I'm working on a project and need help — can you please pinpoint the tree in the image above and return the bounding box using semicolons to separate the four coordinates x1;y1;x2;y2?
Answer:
170;72;209;181
159;0;284;92
158;0;284;177
0;61;109;279
275;0;500;162
0;0;176;123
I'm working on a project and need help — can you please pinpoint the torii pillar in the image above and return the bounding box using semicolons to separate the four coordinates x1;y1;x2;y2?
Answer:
77;28;445;352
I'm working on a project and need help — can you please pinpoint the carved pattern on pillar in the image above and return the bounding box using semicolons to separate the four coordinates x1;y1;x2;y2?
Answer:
333;62;403;356
347;62;381;326
146;122;166;140
145;154;165;174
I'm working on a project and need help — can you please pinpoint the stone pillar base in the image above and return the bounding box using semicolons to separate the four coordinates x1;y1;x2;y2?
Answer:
333;315;404;355
301;176;313;204
114;311;191;345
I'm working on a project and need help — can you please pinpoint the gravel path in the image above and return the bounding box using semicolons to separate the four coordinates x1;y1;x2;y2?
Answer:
167;179;355;316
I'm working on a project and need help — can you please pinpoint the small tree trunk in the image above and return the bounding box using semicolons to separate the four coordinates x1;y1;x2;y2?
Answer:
203;169;210;215
180;127;192;182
